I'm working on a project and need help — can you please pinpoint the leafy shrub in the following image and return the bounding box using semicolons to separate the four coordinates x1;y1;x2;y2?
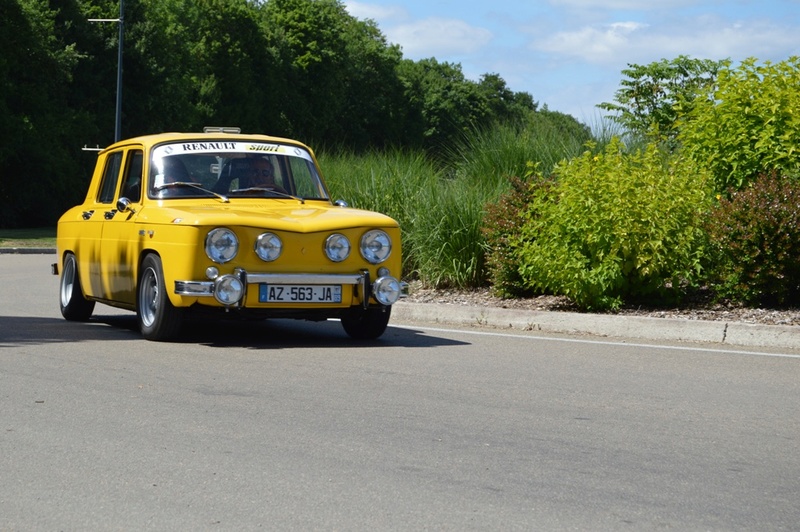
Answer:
517;138;713;310
482;165;553;298
704;172;800;306
678;57;800;193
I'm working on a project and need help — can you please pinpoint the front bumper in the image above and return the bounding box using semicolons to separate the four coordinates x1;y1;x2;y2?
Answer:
175;270;409;309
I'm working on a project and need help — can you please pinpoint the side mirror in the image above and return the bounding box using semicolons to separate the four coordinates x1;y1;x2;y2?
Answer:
333;199;348;208
116;197;135;213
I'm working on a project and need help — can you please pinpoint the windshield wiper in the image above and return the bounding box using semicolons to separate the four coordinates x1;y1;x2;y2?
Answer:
155;181;229;202
230;186;305;204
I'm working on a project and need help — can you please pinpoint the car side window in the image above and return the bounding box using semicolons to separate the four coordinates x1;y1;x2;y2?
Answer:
120;150;143;202
98;151;124;204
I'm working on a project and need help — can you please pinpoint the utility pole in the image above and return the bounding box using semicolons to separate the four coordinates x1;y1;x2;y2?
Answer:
89;0;124;142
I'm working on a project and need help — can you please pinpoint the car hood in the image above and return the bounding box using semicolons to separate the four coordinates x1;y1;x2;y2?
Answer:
136;201;399;233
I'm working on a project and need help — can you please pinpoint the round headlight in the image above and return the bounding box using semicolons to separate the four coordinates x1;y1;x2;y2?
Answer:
372;276;402;306
360;230;392;264
214;275;243;305
325;233;351;262
255;232;282;262
205;228;239;264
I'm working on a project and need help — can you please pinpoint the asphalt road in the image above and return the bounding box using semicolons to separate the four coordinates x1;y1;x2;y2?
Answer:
2;254;799;530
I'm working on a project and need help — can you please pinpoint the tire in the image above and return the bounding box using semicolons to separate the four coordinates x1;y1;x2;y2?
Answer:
59;252;95;321
137;254;183;341
341;306;392;340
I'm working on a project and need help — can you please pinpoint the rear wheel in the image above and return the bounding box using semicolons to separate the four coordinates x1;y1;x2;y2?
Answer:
59;253;95;321
341;306;392;340
137;254;183;341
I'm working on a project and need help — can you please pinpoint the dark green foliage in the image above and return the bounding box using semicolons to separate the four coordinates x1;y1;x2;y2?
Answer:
705;173;800;306
530;107;592;145
477;73;537;125
396;58;536;154
0;0;91;227
337;18;406;149
396;58;489;152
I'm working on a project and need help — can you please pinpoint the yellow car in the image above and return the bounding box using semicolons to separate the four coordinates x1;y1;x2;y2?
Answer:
54;128;407;341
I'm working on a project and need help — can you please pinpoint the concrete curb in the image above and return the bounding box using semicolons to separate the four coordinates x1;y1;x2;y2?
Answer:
393;301;800;351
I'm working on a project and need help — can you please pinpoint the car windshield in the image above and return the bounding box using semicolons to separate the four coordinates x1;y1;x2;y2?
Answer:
148;140;330;200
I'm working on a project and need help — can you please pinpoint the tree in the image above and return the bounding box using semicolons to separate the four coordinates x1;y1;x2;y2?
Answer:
336;17;406;149
261;0;352;141
397;58;491;152
0;0;90;227
477;73;536;124
599;55;723;141
529;107;591;146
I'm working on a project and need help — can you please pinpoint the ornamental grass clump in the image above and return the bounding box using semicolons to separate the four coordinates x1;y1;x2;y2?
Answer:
517;138;713;310
705;172;800;306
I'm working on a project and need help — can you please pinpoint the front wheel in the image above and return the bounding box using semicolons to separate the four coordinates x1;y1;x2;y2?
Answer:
137;254;183;341
59;252;95;321
341;306;392;340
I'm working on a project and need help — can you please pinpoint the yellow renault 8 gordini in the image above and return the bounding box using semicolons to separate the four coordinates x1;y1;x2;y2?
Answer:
55;128;407;341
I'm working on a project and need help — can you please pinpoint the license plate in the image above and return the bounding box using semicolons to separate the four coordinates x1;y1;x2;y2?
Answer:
258;284;342;303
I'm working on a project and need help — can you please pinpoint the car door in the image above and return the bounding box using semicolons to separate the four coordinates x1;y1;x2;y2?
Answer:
98;148;144;306
82;150;124;299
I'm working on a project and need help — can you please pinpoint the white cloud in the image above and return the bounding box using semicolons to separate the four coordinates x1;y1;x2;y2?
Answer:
386;18;494;58
547;0;702;9
534;16;798;66
342;1;407;22
647;17;800;60
535;21;648;64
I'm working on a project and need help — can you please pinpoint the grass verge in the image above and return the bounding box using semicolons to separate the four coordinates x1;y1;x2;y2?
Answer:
0;228;56;248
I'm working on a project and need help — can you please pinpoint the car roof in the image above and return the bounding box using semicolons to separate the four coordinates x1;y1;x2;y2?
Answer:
101;131;312;154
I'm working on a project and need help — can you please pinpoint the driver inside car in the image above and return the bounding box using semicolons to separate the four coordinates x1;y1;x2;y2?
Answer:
247;157;276;187
245;157;287;194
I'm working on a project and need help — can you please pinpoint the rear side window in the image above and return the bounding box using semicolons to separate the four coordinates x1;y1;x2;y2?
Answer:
98;151;123;204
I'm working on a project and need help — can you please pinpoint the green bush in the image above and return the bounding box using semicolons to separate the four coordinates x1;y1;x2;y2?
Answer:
517;138;713;310
705;173;800;306
678;57;800;193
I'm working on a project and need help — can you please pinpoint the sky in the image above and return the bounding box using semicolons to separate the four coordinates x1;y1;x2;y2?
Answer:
343;0;800;124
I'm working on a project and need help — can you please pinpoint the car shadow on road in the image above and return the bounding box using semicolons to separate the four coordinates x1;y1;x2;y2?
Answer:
188;316;470;349
0;315;140;346
0;314;469;349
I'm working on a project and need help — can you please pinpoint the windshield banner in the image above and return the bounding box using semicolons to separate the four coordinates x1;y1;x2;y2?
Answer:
152;142;314;163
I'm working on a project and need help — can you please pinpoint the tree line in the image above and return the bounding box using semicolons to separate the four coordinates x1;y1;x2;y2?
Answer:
1;0;554;228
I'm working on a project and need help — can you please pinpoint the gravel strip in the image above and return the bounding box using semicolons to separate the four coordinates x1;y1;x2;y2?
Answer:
403;281;800;327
